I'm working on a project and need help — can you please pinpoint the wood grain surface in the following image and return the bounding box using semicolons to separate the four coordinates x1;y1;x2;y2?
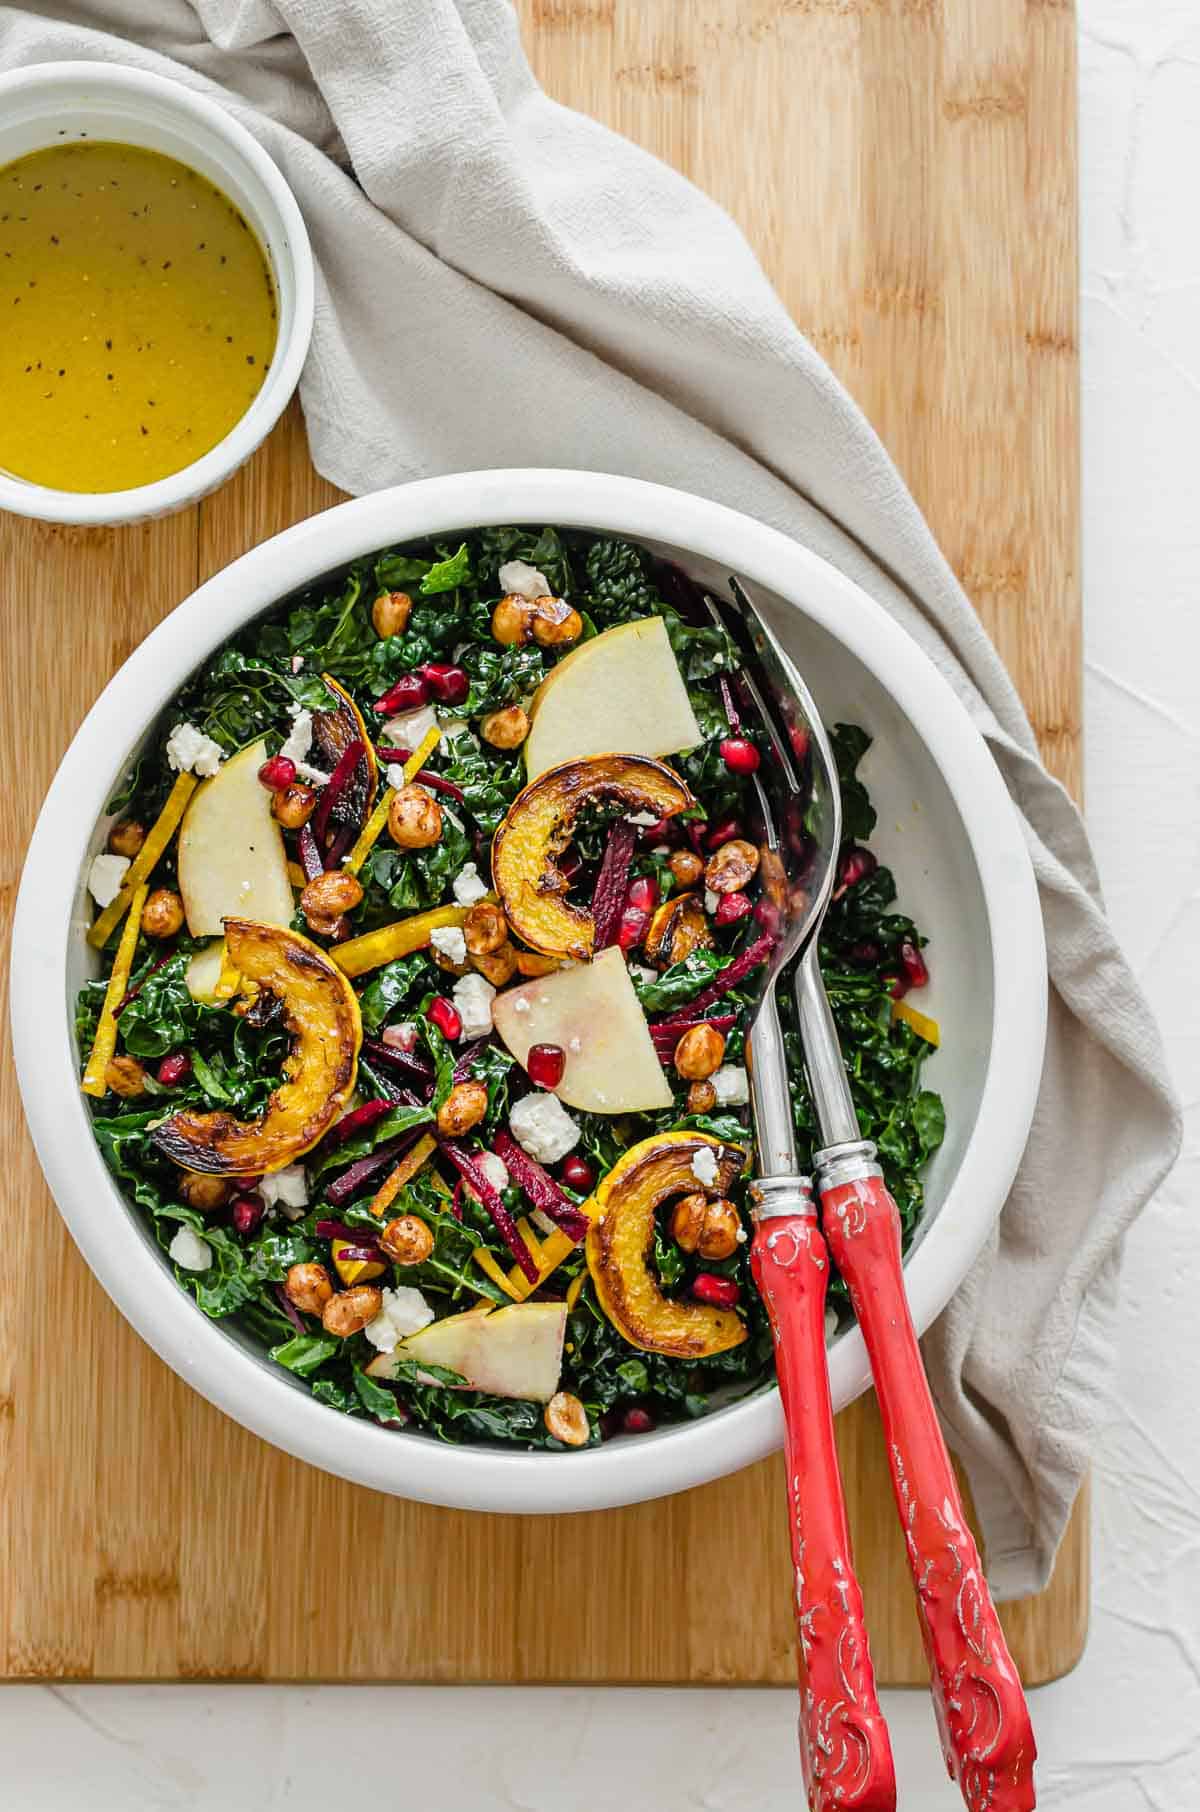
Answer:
0;0;1085;1685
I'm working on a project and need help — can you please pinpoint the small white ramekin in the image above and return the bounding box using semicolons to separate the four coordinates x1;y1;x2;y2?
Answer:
0;61;314;526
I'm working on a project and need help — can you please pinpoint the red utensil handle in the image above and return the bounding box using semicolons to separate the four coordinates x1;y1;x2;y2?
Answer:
820;1168;1038;1812
751;1205;896;1812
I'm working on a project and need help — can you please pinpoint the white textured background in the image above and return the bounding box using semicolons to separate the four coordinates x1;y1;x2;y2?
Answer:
6;1;1199;1803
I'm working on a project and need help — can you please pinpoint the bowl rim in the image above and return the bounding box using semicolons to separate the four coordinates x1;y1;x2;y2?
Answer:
10;469;1046;1513
0;60;314;526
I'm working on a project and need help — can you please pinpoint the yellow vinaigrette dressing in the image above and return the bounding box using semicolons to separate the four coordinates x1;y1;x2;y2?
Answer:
0;141;277;492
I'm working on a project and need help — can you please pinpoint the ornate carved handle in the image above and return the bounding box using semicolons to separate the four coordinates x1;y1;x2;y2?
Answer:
751;1187;896;1812
819;1164;1038;1812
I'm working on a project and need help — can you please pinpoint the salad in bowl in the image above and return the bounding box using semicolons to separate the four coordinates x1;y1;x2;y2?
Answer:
75;524;944;1451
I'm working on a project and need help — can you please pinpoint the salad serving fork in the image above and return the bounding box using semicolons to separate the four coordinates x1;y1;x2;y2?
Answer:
706;578;1038;1812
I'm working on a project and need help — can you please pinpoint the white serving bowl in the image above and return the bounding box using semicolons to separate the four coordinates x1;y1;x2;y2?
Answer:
11;471;1046;1514
0;61;313;526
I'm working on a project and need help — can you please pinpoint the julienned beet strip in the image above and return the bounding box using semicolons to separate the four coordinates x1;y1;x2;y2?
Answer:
275;1284;308;1335
311;735;365;851
651;931;775;1029
440;1139;540;1283
297;823;325;882
314;1098;393;1155
493;1132;589;1243
649;1012;737;1055
591;820;637;947
361;1036;435;1084
325;1128;425;1207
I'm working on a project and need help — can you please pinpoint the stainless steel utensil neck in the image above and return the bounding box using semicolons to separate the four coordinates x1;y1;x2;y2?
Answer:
747;986;799;1178
796;947;861;1149
749;1173;817;1221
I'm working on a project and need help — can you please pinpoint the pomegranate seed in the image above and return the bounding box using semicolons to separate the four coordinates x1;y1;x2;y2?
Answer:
258;755;297;792
427;996;463;1041
156;1051;191;1087
626;875;659;913
637;816;678;847
692;1273;740;1309
527;1042;566;1089
835;845;878;896
847;939;882;966
719;736;760;775
381;1021;418;1052
714;891;753;927
560;1153;595;1192
705;813;743;851
622;1406;656;1435
231;1196;264;1237
374;671;430;715
753;897;782;936
421;662;470;706
881;971;909;1000
898;938;929;989
617;906;650;951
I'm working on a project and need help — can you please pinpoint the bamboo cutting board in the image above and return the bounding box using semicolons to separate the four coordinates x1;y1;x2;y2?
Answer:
0;0;1085;1684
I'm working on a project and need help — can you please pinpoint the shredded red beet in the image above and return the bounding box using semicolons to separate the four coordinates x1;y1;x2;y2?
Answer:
325;1128;426;1207
718;675;741;732
440;1140;539;1283
362;1037;435;1085
316;1099;393;1155
414;767;466;804
648;1011;737;1057
591;820;637;948
651;931;775;1029
451;1039;488;1083
297;823;325;882
493;1132;589;1244
315;1218;384;1246
311;735;365;851
275;1284;308;1334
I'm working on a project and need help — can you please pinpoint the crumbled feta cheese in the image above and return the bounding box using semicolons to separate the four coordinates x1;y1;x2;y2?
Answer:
711;1065;749;1107
364;1285;435;1353
259;1164;309;1211
385;764;409;790
628;964;658;986
453;970;496;1038
381;1021;418;1053
441;720;471;740
736;1224;748;1244
509;1092;581;1164
430;925;468;966
691;1145;720;1188
381;703;439;752
297;762;333;787
825;1307;839;1345
498;560;552;600
279;707;313;769
165;720;224;777
290;655;305;673
168;1226;212;1272
88;852;130;907
704;889;720;916
624;810;659;827
452;862;489;907
476;1151;509;1194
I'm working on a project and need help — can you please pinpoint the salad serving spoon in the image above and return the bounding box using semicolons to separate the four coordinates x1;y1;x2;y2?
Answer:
698;594;896;1812
714;575;1037;1812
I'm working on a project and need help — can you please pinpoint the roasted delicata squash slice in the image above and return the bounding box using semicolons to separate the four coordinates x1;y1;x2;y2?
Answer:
491;754;695;961
586;1132;748;1359
151;919;361;1175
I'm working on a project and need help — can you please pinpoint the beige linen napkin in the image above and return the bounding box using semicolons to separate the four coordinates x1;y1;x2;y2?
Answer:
1;0;1180;1596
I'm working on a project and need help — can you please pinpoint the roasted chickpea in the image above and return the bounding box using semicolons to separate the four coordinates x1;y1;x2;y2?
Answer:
704;837;760;895
491;593;536;645
286;1262;333;1317
105;1054;147;1098
387;783;443;850
480;705;530;750
686;1079;717;1115
544;1390;590;1448
471;942;518;987
463;899;509;957
322;1283;383;1338
668;849;704;889
305;911;350;943
530;596;583;648
436;1079;490;1138
371;589;412;639
670;1192;742;1260
673;1022;726;1081
177;1172;233;1213
108;818;146;858
141;887;185;940
381;1214;435;1267
271;782;317;830
301;869;363;928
